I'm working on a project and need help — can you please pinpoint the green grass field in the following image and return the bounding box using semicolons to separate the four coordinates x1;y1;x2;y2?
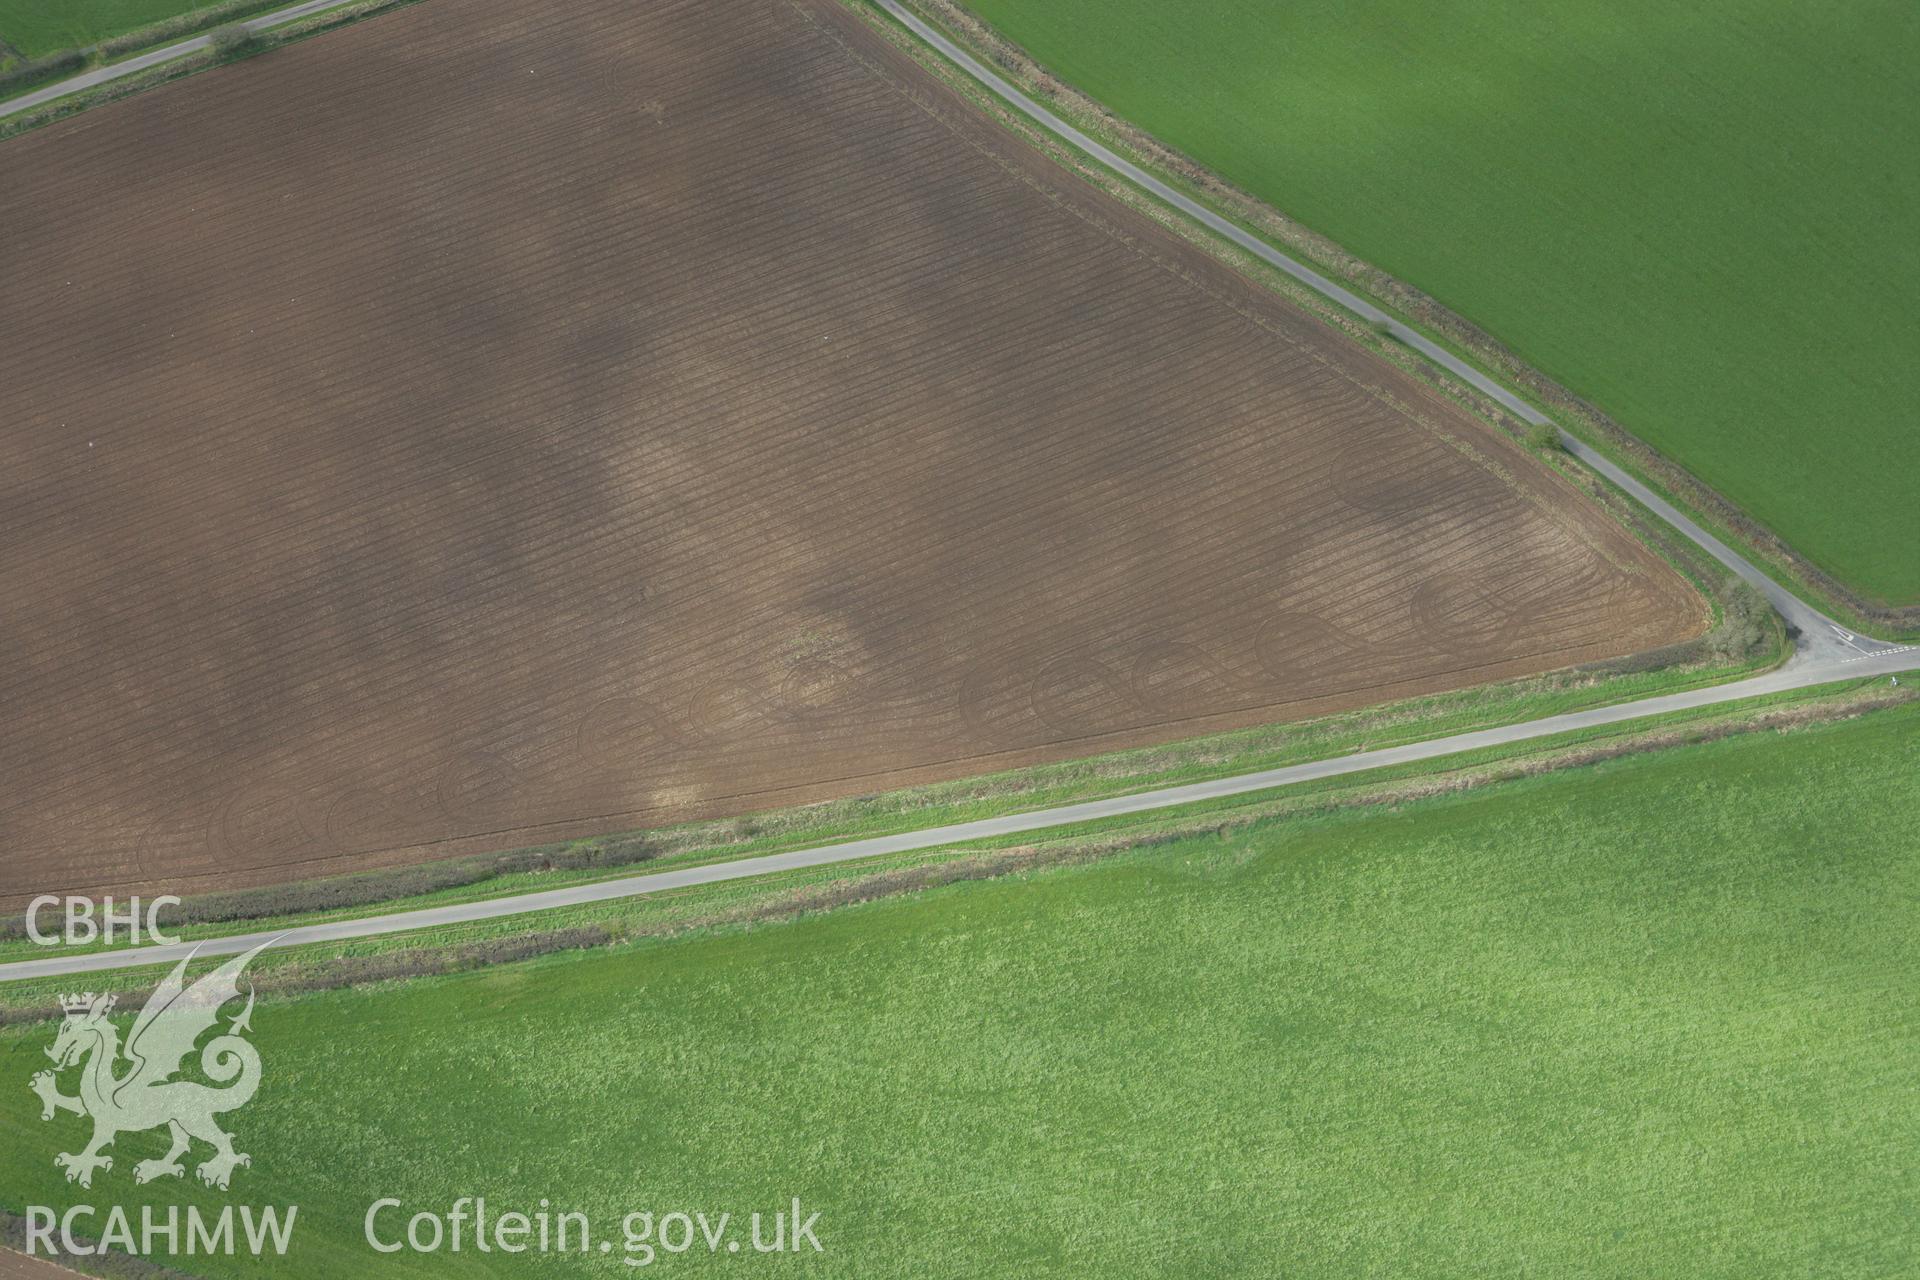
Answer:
2;699;1915;1275
958;0;1920;605
0;0;233;57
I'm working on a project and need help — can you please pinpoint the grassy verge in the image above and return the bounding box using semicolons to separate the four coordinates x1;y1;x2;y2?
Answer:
0;0;416;134
4;693;1916;1276
2;672;1901;1011
866;0;1920;634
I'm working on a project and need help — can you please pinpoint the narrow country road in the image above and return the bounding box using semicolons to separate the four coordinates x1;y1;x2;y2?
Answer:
869;0;1902;668
0;1;1910;984
1;644;1911;983
0;0;352;121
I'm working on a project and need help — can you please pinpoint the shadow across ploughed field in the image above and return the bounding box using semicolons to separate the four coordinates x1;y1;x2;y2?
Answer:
0;0;1701;900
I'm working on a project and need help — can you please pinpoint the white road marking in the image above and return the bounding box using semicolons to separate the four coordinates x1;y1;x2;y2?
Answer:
1840;645;1918;665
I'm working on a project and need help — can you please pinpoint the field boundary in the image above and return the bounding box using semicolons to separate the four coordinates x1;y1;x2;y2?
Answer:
4;651;1912;985
881;0;1918;634
0;678;1910;1009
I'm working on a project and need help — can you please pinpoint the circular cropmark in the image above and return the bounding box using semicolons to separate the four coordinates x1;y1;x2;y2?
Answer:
434;750;525;827
1129;638;1242;716
1253;609;1385;688
136;813;220;883
1408;572;1523;658
683;678;781;745
325;785;422;857
210;786;322;869
1027;654;1141;738
780;657;863;712
574;696;676;772
599;42;672;127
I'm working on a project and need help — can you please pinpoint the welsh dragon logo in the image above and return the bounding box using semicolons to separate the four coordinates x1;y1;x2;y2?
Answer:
30;942;271;1191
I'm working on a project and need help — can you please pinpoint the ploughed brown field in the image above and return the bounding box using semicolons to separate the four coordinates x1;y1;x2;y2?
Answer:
0;0;1703;901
